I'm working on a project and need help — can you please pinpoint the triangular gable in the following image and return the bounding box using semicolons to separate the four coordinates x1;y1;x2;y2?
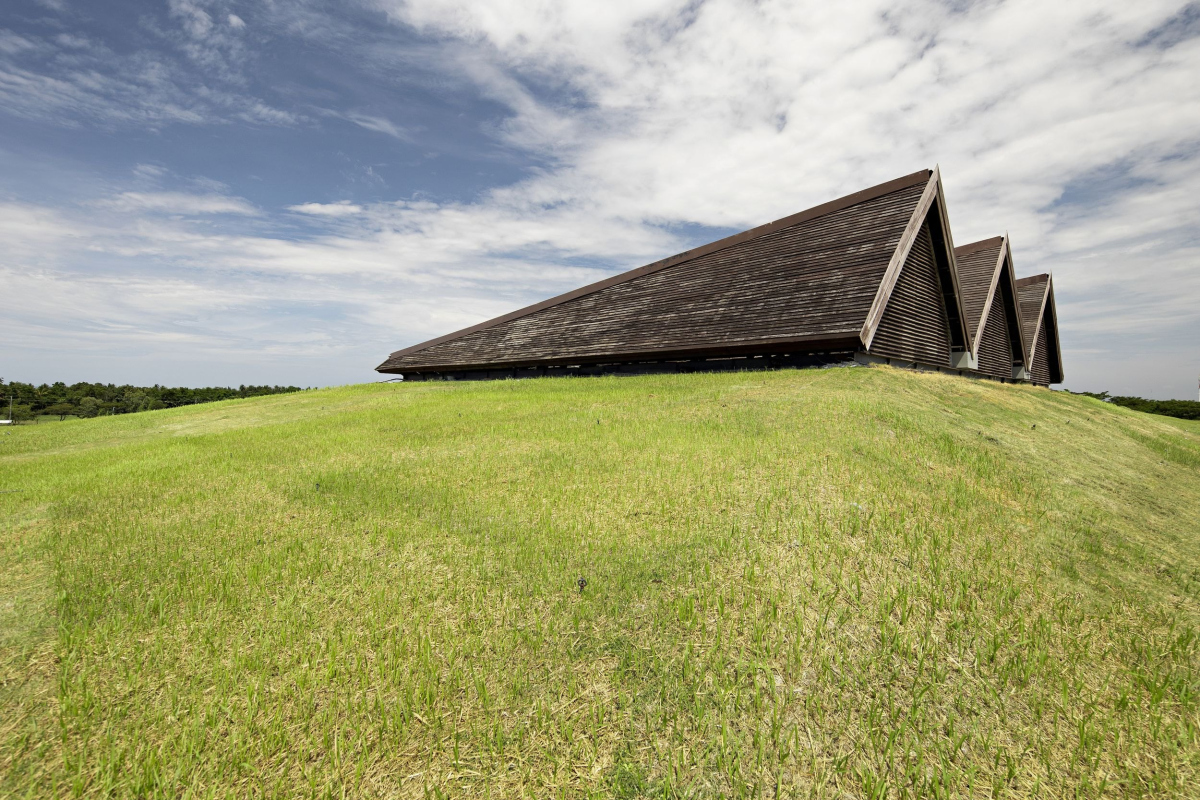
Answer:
954;235;1030;381
378;170;938;374
1015;274;1064;385
864;214;954;367
859;166;971;367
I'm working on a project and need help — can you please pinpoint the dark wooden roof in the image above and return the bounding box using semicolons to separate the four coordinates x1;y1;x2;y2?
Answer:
954;236;1030;381
1015;274;1064;384
954;237;1005;337
1015;274;1048;346
377;169;980;374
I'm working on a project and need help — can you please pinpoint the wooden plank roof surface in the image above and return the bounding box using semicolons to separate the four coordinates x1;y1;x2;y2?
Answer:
954;235;1029;366
1015;274;1050;348
953;237;1005;338
1015;273;1064;384
378;169;941;374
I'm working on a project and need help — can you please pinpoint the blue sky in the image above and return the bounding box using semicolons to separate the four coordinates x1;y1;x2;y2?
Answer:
1;0;1198;398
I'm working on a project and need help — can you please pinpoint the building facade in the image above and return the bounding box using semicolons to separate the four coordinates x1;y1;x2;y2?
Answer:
377;168;1063;386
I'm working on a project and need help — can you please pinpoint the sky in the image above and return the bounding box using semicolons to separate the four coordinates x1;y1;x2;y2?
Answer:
1;1;1198;399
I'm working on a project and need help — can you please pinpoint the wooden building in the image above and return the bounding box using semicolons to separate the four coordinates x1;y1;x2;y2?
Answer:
952;236;1030;382
376;168;1064;385
1015;274;1064;387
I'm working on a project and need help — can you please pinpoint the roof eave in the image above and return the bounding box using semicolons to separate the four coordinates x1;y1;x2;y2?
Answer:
380;332;864;374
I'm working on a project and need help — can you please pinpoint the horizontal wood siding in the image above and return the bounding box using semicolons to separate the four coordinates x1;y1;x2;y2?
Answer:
383;183;926;372
976;287;1013;381
867;219;952;367
1030;323;1051;386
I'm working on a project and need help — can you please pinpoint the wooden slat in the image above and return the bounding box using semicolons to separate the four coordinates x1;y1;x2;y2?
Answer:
859;171;938;350
975;282;1014;381
866;220;952;367
1029;324;1052;386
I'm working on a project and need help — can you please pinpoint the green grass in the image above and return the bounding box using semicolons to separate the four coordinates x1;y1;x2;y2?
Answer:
2;365;1199;798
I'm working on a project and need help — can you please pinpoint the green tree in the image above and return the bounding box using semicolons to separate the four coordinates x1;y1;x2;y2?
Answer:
9;404;34;424
77;397;101;418
44;402;76;421
121;391;148;414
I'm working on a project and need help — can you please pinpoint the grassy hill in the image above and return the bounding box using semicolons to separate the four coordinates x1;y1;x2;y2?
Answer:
2;366;1199;798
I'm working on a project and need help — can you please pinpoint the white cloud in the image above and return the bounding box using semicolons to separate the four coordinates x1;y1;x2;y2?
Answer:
100;191;260;215
3;0;1200;395
288;201;365;217
344;112;409;140
357;0;1200;395
0;3;295;129
169;0;215;41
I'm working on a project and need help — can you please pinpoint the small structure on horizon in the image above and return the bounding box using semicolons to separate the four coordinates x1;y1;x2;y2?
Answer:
376;168;1063;385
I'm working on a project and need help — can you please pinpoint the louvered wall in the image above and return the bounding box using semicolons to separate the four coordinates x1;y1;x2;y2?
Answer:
976;291;1013;381
383;182;927;372
867;219;952;367
1029;323;1051;386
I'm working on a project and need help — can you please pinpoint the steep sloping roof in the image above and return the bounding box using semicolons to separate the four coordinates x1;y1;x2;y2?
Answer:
954;235;1029;380
1015;275;1047;347
378;169;972;374
1015;274;1064;385
954;237;1005;340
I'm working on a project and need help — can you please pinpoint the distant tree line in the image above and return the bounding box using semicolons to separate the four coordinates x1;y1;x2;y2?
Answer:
1069;390;1200;421
0;379;303;422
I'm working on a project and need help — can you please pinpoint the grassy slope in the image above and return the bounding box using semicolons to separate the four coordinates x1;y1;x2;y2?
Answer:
1;366;1199;799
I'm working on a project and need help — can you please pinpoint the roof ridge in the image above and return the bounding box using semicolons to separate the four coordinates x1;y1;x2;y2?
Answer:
954;236;1004;257
378;168;933;367
1015;273;1049;288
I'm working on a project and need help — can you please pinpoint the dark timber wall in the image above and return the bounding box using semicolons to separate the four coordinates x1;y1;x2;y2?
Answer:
1030;323;1051;386
975;291;1013;381
868;219;952;367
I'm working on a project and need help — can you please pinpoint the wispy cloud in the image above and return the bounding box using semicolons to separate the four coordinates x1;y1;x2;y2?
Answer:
289;201;365;217
99;191;260;216
0;3;292;128
344;111;409;140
